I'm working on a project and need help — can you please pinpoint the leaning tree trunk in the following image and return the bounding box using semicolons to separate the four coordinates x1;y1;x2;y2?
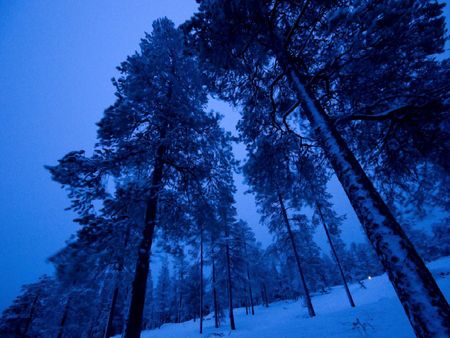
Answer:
199;224;204;334
124;139;166;338
278;56;449;336
211;247;219;328
225;230;236;330
278;193;315;317
316;204;355;308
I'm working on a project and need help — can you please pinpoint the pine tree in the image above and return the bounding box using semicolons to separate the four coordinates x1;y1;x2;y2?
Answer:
346;243;384;282
171;250;189;324
236;220;257;315
315;204;355;307
142;268;158;330
241;134;316;316
0;276;56;337
431;218;450;258
93;18;226;337
154;258;171;326
184;263;202;323
186;2;450;335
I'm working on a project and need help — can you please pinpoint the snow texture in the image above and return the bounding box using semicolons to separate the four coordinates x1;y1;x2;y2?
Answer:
131;257;450;338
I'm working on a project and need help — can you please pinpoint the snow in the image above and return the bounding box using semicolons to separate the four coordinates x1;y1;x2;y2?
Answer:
287;69;449;336
136;257;450;338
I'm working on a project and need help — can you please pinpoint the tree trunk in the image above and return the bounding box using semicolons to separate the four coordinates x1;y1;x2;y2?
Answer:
124;139;166;338
212;248;219;328
242;235;255;316
246;265;255;315
57;297;71;338
263;283;269;307
177;293;183;324
104;286;119;338
316;204;355;308
120;286;130;333
278;193;315;317
225;231;236;330
21;294;39;338
279;59;450;336
260;287;264;306
105;221;131;338
260;284;268;308
199;225;204;334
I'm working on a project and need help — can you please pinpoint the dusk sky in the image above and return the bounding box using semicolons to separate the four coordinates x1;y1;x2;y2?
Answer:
1;1;447;313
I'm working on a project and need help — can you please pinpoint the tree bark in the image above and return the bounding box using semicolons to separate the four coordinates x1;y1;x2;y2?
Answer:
278;193;315;317
316;204;355;308
248;281;255;315
212;248;219;328
199;224;204;334
241;232;255;316
124;138;166;338
104;286;119;338
225;230;236;330
246;262;255;315
279;59;450;336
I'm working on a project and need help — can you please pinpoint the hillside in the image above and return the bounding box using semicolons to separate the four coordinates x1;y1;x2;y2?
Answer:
139;257;450;338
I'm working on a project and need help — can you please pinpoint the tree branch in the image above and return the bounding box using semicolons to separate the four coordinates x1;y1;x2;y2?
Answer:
335;101;443;124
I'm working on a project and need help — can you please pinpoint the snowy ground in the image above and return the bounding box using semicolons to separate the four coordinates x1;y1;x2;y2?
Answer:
140;257;450;338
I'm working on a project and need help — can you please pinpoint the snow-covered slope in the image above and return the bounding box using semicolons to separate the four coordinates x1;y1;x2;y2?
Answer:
140;257;450;338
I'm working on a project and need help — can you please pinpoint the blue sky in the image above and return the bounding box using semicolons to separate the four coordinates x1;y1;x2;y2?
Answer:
0;0;200;312
0;1;447;312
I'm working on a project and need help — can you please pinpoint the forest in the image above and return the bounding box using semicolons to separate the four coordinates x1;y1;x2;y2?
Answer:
0;1;449;337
